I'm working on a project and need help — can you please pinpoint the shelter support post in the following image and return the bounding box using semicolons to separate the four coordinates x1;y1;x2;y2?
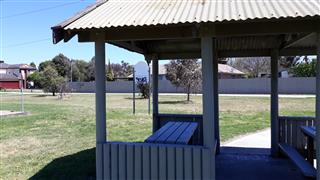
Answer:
152;58;159;132
271;49;279;157
95;33;106;180
316;33;320;179
201;36;217;179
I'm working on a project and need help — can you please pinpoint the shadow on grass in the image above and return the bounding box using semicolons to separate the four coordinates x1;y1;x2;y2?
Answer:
29;148;95;180
33;94;51;98
159;100;193;104
124;97;146;100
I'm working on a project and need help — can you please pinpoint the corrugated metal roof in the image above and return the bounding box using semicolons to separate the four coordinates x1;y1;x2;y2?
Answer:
64;0;319;30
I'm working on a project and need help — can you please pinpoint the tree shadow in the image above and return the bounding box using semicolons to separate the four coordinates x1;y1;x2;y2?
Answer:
158;100;193;104
29;148;95;180
124;97;146;100
33;94;51;98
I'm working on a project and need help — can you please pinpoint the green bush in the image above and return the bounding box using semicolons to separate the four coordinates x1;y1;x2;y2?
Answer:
291;60;316;77
137;83;150;99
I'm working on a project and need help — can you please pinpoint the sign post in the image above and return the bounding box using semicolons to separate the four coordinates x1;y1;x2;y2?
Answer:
134;61;150;114
20;80;24;113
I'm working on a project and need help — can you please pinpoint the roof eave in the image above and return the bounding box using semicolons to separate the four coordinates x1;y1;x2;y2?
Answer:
52;0;106;44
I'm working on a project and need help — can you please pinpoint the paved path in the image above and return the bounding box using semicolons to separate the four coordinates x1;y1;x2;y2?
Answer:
223;128;271;148
0;110;26;117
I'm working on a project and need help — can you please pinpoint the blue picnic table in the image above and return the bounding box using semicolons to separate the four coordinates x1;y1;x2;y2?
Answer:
145;122;198;144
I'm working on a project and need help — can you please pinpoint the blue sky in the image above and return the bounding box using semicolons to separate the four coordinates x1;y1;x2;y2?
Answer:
0;0;145;66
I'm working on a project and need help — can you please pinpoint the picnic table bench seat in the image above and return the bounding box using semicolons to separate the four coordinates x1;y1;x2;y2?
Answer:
279;125;317;178
279;143;316;178
300;126;316;165
145;122;198;145
301;126;316;139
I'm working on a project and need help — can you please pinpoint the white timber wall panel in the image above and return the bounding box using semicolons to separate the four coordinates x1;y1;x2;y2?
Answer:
103;142;213;180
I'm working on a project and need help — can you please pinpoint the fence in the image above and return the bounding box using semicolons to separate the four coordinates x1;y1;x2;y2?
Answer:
68;77;316;94
279;116;315;156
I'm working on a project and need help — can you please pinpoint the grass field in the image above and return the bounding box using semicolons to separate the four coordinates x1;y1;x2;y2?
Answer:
0;93;315;179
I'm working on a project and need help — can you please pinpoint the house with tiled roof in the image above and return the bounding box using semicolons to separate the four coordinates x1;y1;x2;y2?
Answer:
0;61;36;89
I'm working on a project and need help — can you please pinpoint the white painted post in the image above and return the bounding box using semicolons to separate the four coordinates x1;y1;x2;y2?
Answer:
20;86;24;113
316;33;320;179
201;36;216;179
271;49;279;157
152;59;159;132
95;33;106;180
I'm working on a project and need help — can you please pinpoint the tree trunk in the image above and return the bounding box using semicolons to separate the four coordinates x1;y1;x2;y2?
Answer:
53;92;55;96
187;86;190;101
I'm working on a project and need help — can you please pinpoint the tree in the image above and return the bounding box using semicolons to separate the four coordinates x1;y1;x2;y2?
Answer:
38;60;54;72
40;66;65;96
27;71;42;88
291;59;317;77
30;62;37;68
279;56;300;69
137;83;150;98
165;59;202;101
120;60;133;77
51;53;70;78
85;57;95;81
106;59;115;81
74;60;88;82
228;57;270;78
107;63;122;78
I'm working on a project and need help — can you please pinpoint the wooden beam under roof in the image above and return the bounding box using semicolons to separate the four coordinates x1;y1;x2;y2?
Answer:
153;47;317;60
281;33;315;49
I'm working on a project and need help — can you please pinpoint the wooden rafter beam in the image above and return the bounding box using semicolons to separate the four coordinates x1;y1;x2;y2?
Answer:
281;33;315;49
109;41;145;54
153;47;317;60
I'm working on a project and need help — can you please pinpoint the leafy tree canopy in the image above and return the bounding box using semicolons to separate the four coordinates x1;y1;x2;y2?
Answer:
165;59;201;101
40;66;65;96
291;59;317;77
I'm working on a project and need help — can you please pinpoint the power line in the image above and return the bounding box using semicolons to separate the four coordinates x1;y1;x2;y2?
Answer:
0;0;87;19
1;38;51;48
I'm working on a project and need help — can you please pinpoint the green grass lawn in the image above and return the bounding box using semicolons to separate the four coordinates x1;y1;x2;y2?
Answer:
0;93;315;179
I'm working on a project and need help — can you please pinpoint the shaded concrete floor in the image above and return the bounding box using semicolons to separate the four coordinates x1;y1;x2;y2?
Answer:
216;147;307;180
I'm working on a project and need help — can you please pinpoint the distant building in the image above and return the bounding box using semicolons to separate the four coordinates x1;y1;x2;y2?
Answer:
0;61;36;89
217;64;246;79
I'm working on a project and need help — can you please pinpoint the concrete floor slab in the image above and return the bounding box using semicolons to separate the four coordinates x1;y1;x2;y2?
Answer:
217;147;305;180
223;128;271;148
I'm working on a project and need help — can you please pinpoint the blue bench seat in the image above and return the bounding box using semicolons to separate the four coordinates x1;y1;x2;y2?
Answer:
145;122;198;145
